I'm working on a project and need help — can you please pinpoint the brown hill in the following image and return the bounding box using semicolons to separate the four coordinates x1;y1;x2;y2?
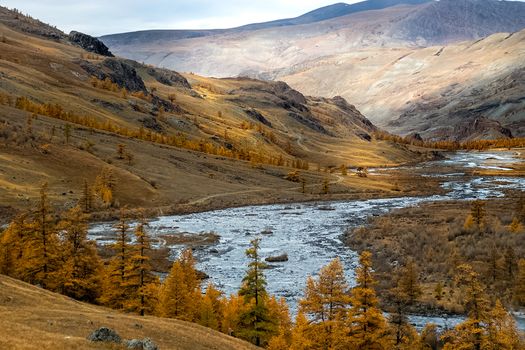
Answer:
0;274;260;349
0;6;423;220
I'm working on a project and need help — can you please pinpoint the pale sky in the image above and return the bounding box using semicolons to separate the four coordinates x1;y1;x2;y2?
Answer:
0;0;364;36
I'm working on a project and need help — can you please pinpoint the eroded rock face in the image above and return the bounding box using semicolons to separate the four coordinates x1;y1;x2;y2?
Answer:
69;31;114;57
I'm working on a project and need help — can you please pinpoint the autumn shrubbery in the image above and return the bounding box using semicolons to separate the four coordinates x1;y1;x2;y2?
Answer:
347;198;525;314
0;92;310;170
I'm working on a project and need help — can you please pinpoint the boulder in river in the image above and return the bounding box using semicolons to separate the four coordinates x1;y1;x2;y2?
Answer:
266;254;289;263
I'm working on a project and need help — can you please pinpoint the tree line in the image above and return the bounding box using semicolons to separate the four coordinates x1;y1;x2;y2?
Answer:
374;131;525;151
0;92;309;170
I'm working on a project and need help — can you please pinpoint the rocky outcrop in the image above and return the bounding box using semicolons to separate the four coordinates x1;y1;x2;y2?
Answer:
87;327;121;343
80;58;147;93
69;31;114;57
146;67;191;89
245;109;272;127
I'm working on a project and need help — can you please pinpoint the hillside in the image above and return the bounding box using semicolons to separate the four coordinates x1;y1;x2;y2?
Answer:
0;274;259;350
99;0;525;141
282;30;525;140
0;6;425;220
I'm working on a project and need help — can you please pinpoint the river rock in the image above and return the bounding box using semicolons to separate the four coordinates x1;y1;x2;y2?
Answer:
87;327;121;343
266;254;289;263
126;338;158;350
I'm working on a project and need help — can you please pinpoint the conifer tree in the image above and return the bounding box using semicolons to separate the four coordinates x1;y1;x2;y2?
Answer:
442;264;490;350
396;258;422;305
289;310;313;350
418;323;439;350
123;221;159;315
19;183;61;289
0;214;28;276
80;179;92;212
515;259;525;306
158;249;201;321
222;294;247;337
348;251;391;350
267;296;293;350
57;206;102;302
237;238;277;347
99;212;132;309
485;300;522;349
299;258;351;349
198;283;224;331
470;200;486;231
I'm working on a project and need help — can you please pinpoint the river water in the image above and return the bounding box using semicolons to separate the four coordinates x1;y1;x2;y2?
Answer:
89;151;525;330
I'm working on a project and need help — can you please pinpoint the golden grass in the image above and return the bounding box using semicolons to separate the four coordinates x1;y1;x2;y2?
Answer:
0;274;260;350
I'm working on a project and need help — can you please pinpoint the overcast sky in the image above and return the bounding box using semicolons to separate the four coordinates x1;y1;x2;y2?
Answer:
0;0;369;36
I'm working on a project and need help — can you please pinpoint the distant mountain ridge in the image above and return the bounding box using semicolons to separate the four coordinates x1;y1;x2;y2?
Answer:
100;0;432;40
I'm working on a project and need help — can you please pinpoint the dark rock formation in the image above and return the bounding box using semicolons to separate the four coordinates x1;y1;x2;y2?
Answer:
80;58;147;93
146;67;191;89
245;109;272;127
69;31;114;57
102;59;146;92
288;112;329;135
87;327;121;343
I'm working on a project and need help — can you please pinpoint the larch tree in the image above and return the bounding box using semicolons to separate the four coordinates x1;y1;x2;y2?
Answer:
348;251;391;350
80;179;92;213
396;258;422;305
0;214;28;277
57;206;102;302
484;300;523;349
19;183;61;290
417;323;439;350
99;212;132;309
442;264;490;350
238;238;277;347
299;257;350;349
289;310;313;350
197;283;224;331
158;249;201;321
123;221;159;315
515;259;525;307
267;296;293;350
470;200;486;231
158;261;192;320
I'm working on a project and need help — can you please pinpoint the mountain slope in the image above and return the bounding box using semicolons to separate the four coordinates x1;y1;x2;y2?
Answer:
0;6;425;217
281;30;525;140
0;274;260;350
